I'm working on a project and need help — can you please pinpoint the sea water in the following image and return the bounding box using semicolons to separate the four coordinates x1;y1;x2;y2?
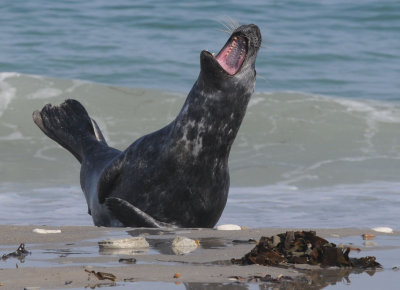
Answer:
0;1;400;229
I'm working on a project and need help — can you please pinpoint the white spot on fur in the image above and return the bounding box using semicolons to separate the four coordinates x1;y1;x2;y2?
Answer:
179;119;208;157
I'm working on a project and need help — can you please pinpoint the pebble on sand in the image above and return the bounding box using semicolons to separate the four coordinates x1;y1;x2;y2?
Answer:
171;236;199;255
362;233;375;240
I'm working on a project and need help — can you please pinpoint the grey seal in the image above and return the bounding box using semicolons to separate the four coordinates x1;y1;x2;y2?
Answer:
32;24;261;227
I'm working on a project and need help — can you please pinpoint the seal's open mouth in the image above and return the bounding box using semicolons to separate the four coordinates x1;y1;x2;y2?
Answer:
215;35;248;75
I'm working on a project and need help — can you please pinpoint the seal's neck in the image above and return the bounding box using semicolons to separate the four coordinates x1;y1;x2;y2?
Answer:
170;78;253;160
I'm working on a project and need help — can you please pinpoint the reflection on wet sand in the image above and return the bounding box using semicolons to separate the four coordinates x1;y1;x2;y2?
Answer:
181;266;378;290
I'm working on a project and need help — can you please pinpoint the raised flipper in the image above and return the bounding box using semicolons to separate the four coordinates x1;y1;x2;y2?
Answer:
105;197;176;228
33;99;102;163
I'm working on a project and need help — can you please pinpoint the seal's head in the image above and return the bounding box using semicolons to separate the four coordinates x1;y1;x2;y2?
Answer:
199;24;262;94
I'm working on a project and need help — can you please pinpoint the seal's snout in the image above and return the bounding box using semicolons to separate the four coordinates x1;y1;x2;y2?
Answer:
235;24;262;51
249;24;262;49
201;24;261;77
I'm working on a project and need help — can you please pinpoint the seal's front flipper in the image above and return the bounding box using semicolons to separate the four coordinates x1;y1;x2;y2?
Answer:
105;197;175;228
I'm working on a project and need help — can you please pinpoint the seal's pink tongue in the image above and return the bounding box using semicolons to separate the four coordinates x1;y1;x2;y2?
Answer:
216;36;247;75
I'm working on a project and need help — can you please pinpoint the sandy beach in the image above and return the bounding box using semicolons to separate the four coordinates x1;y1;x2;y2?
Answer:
0;225;398;289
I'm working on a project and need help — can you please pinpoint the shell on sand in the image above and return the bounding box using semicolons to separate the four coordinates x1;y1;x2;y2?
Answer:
32;228;62;234
98;237;149;249
216;224;241;231
371;227;393;234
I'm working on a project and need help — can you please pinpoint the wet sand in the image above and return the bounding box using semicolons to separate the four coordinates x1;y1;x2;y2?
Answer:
0;225;398;289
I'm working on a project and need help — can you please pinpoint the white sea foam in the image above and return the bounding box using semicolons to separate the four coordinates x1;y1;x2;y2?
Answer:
33;146;58;161
0;72;21;81
0;72;19;117
0;131;29;141
333;97;400;154
27;87;63;99
65;79;89;93
248;96;264;107
336;98;400;123
269;91;400;124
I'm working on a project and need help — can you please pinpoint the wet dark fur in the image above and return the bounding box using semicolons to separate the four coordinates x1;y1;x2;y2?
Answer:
33;24;261;228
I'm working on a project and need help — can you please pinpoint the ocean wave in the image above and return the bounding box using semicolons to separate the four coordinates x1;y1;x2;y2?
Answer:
2;73;400;189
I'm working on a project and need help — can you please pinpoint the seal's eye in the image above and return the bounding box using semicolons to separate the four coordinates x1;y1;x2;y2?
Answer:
215;35;247;75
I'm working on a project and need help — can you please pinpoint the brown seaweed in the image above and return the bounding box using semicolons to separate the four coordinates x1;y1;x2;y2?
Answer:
118;258;136;264
84;269;117;282
232;231;381;269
